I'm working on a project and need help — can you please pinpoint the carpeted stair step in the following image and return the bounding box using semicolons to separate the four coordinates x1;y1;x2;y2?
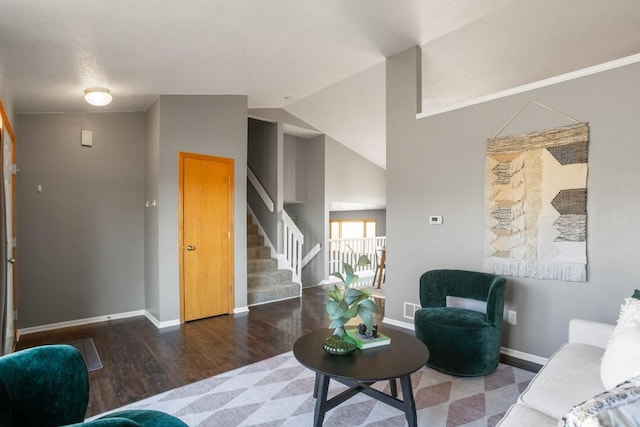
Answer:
248;282;301;306
248;269;292;288
247;213;301;306
247;234;264;247
247;223;258;236
248;258;278;273
247;246;271;260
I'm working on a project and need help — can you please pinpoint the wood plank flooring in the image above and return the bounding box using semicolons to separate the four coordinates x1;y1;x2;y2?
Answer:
15;286;539;418
16;285;386;417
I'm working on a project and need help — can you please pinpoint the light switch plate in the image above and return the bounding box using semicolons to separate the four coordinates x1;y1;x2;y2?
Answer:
81;130;93;147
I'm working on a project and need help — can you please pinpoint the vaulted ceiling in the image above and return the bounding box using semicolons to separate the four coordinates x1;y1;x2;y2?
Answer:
1;0;639;169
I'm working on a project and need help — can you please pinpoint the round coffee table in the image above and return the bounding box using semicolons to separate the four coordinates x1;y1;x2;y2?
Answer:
293;328;429;426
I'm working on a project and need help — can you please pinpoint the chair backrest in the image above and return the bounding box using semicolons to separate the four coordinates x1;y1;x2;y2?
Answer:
419;269;506;323
0;344;89;426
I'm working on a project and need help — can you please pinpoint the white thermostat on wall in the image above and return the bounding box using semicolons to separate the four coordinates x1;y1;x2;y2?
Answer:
429;215;443;225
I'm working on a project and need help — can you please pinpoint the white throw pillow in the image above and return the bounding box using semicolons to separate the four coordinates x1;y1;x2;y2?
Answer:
601;325;640;390
614;298;640;335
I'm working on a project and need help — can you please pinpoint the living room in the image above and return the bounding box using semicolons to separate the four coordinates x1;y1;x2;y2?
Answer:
1;2;640;426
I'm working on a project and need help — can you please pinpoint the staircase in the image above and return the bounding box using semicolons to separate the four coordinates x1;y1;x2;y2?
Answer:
247;215;301;306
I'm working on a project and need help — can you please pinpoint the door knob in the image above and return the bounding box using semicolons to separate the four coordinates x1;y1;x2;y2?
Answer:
186;245;196;251
7;258;15;264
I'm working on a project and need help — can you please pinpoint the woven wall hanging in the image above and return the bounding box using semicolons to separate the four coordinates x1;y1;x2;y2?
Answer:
484;101;589;282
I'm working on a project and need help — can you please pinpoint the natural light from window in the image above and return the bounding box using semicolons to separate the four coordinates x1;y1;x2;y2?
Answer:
330;220;377;239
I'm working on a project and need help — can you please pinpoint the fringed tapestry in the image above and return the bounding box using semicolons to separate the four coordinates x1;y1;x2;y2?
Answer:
485;122;589;282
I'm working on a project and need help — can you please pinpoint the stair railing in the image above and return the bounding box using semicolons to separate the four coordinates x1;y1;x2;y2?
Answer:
301;243;322;269
282;209;304;282
247;167;274;212
248;166;305;284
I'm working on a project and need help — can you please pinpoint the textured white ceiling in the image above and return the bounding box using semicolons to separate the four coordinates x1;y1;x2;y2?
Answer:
1;0;640;169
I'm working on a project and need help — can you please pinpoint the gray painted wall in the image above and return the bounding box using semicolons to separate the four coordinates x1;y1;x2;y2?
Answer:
329;209;386;236
286;135;327;287
248;118;279;248
386;47;640;358
325;136;386;210
153;95;248;321
0;74;14;127
16;113;145;328
283;134;308;203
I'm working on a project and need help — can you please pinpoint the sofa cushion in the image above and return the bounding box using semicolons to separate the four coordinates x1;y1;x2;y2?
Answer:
559;375;640;427
496;403;556;427
519;343;605;420
600;325;640;389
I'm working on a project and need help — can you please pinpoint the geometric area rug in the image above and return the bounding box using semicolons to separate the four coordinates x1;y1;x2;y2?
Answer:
93;351;535;426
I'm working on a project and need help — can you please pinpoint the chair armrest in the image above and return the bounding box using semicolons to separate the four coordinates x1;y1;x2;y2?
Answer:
568;319;614;348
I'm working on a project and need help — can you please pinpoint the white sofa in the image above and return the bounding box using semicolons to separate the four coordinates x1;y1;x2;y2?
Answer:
498;319;615;426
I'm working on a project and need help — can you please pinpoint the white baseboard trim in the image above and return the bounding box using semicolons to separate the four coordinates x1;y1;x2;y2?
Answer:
143;311;181;329
234;306;250;314
383;317;415;330
17;309;146;339
383;317;548;365
500;346;548;366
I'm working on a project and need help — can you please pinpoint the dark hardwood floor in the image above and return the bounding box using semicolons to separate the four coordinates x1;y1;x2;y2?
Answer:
16;286;539;418
16;285;387;417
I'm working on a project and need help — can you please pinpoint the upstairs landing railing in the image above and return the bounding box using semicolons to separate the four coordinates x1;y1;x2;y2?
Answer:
328;237;386;286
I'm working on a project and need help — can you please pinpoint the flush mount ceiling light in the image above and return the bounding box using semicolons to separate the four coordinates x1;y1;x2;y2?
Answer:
84;87;112;106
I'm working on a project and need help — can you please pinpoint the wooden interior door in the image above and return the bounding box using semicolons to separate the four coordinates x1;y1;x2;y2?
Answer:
179;152;234;322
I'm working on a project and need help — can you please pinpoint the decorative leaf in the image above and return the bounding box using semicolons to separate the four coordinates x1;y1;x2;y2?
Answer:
343;263;354;276
344;273;358;286
330;272;345;284
356;255;371;267
344;303;359;319
327;286;341;302
357;298;378;314
332;326;346;337
357;287;372;297
326;300;338;314
345;288;366;304
358;308;374;333
329;317;350;329
328;301;349;319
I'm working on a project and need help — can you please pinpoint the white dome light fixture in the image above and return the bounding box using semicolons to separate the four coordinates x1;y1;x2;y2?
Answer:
84;87;112;106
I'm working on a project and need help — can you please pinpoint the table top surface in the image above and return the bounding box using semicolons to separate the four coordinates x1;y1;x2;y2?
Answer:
293;328;429;382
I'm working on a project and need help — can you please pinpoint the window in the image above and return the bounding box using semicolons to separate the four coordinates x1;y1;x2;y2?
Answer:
329;219;377;239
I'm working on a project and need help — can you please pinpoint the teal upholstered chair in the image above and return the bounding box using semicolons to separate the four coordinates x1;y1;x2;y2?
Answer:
414;269;506;377
0;344;186;427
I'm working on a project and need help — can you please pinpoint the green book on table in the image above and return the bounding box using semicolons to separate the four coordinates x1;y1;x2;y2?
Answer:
346;329;391;349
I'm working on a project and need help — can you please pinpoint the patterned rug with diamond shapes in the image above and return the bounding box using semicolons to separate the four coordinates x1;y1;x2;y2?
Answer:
95;351;534;426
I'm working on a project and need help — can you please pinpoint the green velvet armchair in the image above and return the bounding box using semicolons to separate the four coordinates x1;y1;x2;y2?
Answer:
0;344;186;427
414;269;506;377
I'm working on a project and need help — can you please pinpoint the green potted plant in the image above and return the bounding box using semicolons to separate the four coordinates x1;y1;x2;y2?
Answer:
323;253;378;355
